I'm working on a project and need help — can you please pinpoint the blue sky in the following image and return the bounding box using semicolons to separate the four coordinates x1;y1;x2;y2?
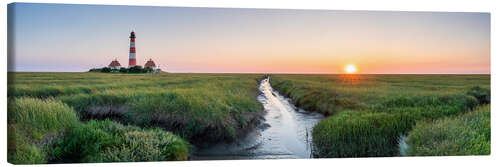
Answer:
8;3;490;73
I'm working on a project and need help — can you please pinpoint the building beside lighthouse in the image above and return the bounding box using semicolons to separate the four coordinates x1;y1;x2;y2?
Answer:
144;58;157;70
108;59;121;70
128;31;137;67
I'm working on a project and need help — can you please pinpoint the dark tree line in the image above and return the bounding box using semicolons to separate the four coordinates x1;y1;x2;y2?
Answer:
89;66;154;73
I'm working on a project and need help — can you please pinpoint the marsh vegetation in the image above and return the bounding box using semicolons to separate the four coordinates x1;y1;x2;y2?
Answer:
7;73;490;163
8;72;264;164
270;74;490;157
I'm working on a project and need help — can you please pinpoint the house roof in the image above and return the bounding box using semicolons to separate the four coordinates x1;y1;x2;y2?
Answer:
108;60;121;67
144;59;156;68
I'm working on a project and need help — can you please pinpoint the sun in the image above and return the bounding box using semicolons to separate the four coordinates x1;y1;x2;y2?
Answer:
345;64;357;74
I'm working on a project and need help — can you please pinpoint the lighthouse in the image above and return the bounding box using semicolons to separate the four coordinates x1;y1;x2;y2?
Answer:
128;31;137;67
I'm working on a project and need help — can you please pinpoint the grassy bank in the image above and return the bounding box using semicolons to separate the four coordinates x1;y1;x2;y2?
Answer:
270;74;490;157
49;120;189;163
8;98;79;164
8;72;264;146
8;97;190;164
405;104;490;156
9;72;490;161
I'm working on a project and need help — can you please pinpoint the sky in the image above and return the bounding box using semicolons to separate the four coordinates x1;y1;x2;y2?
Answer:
8;3;490;74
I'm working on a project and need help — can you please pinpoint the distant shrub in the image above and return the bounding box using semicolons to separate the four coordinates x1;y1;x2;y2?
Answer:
466;86;490;104
89;66;150;73
127;66;147;73
101;67;111;73
49;120;190;163
88;68;100;72
119;67;128;73
406;104;490;156
88;67;112;73
7;98;79;164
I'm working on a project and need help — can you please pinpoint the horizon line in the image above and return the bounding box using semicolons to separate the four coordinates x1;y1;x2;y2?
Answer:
7;71;492;75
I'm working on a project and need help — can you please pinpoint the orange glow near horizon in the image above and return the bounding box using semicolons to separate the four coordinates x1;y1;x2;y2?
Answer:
345;64;357;74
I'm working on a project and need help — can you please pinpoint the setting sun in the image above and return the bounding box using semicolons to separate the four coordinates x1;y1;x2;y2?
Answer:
345;64;357;74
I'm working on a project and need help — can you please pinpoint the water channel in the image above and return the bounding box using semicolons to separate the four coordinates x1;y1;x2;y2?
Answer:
192;78;324;160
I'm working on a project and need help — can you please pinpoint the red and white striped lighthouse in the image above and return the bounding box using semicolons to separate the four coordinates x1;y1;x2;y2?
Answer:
128;31;137;67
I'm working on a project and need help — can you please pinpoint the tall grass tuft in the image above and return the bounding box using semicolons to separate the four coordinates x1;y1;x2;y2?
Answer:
7;97;80;164
312;94;482;157
7;96;190;163
405;104;490;156
48;120;190;163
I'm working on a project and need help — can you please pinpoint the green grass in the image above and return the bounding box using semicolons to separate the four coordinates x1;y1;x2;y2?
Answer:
270;74;490;115
49;120;190;163
405;104;490;156
7;97;190;164
9;72;490;161
8;72;263;163
7;97;79;164
270;74;490;157
9;72;264;144
312;94;478;157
